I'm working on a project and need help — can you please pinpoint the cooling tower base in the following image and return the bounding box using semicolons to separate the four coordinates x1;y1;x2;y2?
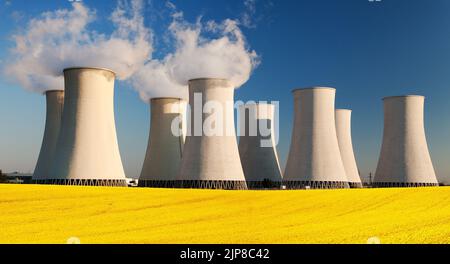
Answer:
34;179;127;187
372;182;439;188
246;181;282;189
138;180;178;188
175;180;248;190
348;182;363;188
283;181;350;189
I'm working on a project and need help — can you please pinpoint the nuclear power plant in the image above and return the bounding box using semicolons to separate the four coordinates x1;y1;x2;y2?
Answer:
284;87;349;189
238;103;282;189
139;97;186;188
335;109;362;188
32;90;64;184
176;78;247;190
22;76;443;190
8;67;446;190
48;67;127;186
374;95;439;187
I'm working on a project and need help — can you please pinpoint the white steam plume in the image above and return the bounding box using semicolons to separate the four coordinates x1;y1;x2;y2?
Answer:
131;4;260;101
5;0;152;93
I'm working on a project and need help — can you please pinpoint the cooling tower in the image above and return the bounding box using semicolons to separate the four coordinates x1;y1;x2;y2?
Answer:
374;95;438;187
284;87;349;189
176;78;247;190
139;97;186;188
48;67;126;186
238;103;282;189
335;109;362;188
32;90;64;183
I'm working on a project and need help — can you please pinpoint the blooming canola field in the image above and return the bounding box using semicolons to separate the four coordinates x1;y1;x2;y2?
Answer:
1;184;450;244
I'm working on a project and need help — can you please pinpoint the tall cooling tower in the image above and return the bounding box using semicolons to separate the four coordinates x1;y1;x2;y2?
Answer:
335;109;362;188
139;97;186;188
374;95;438;187
284;87;349;189
238;103;282;189
177;78;247;190
33;90;64;184
48;67;127;186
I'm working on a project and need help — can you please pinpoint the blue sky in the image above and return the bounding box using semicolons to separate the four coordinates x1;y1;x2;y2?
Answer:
1;0;450;183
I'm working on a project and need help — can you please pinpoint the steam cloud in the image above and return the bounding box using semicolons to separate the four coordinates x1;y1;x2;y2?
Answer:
5;0;152;93
131;4;260;101
5;0;259;100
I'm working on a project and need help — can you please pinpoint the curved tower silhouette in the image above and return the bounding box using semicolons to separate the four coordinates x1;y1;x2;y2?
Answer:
48;67;127;186
238;103;282;189
33;90;64;183
139;97;186;188
177;78;247;190
374;95;438;187
335;109;362;188
284;87;349;189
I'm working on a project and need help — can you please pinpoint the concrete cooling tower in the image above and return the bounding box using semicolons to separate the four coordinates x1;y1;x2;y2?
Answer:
32;90;64;184
48;67;126;186
139;98;186;188
335;109;362;188
238;103;282;189
284;87;349;189
374;95;438;187
177;78;247;190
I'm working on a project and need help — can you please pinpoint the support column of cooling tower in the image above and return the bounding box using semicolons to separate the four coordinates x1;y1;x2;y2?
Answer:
176;78;247;190
374;95;438;187
139;97;186;188
335;109;362;188
48;67;127;187
238;103;282;189
284;87;349;189
32;90;64;184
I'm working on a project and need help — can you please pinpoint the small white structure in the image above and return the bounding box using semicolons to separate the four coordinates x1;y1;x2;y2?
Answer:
284;87;349;189
33;90;64;183
177;78;247;190
374;95;438;187
238;103;282;189
139;97;186;187
335;109;362;188
48;67;127;186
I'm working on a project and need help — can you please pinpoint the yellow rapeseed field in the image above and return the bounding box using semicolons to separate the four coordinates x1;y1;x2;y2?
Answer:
1;184;450;244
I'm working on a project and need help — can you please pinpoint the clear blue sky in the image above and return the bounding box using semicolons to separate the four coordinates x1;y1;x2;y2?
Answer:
1;0;450;183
